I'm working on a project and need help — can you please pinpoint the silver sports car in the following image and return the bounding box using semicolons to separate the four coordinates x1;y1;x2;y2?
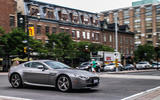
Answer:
8;60;99;92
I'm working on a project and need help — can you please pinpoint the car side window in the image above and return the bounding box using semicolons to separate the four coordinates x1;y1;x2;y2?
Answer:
24;63;31;67
31;62;45;69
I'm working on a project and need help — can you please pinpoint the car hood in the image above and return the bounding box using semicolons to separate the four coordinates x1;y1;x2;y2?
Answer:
55;68;97;77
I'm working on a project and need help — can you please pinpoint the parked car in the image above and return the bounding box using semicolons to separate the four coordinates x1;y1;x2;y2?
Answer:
136;61;152;69
103;63;124;71
124;64;135;70
76;62;92;71
8;60;100;92
77;61;101;72
152;62;160;69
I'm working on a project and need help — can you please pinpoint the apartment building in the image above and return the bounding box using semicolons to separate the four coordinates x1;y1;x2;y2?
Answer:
101;3;160;47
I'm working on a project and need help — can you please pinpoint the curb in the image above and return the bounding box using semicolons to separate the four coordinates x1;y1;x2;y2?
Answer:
101;69;157;74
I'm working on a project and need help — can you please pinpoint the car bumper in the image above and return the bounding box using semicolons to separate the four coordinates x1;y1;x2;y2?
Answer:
71;77;100;89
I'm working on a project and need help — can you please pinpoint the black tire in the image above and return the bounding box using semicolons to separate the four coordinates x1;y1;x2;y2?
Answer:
97;68;101;72
10;73;23;88
56;75;72;92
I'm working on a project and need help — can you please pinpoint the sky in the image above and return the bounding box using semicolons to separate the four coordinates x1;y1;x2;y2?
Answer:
37;0;138;13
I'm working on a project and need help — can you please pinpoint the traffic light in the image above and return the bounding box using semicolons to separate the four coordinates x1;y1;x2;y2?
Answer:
24;47;27;53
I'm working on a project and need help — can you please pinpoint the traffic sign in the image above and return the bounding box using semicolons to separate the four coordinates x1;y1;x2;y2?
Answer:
28;27;35;36
114;52;119;58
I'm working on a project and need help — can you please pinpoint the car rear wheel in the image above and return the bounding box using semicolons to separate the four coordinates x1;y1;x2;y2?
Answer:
57;75;71;92
10;74;23;88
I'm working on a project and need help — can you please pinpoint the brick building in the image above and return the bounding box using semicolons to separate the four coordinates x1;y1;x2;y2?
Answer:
0;0;134;56
101;2;160;47
0;0;17;33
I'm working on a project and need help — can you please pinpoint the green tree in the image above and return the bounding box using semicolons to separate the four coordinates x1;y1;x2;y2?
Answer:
134;44;155;62
46;32;76;62
0;28;46;58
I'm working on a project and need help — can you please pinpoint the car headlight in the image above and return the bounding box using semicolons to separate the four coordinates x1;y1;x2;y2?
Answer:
74;74;89;80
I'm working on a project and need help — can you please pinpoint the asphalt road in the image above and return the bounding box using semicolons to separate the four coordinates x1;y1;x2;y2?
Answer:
0;70;160;100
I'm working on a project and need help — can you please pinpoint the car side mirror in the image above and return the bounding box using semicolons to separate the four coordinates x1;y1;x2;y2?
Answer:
37;65;44;69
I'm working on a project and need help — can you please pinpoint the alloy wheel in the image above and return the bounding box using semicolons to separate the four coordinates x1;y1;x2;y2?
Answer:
11;74;22;88
57;75;71;92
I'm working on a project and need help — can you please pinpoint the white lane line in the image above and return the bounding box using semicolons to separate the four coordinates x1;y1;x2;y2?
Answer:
0;95;32;100
121;86;160;100
99;74;160;80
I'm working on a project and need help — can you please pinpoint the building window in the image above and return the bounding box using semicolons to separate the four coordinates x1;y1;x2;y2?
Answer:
120;36;123;44
10;16;15;27
30;7;39;16
95;33;99;41
72;30;76;38
125;38;128;44
87;32;90;39
126;48;129;54
52;27;57;34
92;33;95;40
83;32;86;39
77;31;80;39
147;34;152;39
104;35;106;42
123;10;130;25
47;10;54;19
45;26;50;34
146;29;152;33
37;25;41;35
109;35;112;42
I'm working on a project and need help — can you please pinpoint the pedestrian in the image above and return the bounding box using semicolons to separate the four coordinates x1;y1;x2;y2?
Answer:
91;59;96;72
12;60;19;66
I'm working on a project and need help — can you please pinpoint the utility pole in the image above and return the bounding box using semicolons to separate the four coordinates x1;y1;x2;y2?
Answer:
114;13;118;72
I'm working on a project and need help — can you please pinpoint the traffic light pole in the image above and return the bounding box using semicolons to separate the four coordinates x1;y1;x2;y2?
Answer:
26;16;30;61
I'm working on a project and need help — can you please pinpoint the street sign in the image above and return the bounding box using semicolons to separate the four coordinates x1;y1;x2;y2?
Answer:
114;52;119;58
28;27;35;36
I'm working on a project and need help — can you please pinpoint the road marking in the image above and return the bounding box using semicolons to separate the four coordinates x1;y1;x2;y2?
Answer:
99;74;160;80
0;95;32;100
121;86;160;100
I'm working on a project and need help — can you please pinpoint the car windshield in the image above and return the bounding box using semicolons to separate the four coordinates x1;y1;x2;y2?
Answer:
108;63;115;65
44;61;71;69
138;62;147;64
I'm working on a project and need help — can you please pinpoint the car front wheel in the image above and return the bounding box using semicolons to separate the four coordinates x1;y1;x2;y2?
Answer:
10;74;23;88
57;75;72;92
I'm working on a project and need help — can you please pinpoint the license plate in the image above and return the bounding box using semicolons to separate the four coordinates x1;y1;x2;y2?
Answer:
93;79;99;84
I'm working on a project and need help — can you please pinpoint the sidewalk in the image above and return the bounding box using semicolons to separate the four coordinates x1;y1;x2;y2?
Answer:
0;72;8;75
122;86;160;100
